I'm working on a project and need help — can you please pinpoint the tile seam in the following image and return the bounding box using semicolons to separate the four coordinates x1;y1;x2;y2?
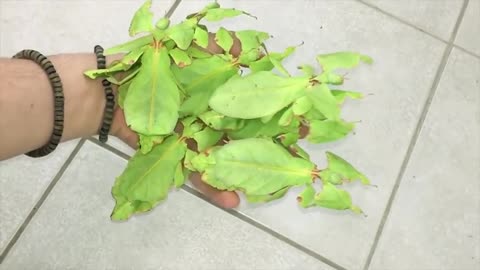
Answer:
90;138;348;270
0;139;87;264
361;1;470;269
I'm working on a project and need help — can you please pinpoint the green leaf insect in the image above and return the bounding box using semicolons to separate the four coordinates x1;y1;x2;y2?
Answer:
138;134;164;154
82;0;374;219
128;0;154;37
166;19;197;50
227;108;298;140
314;182;363;214
297;184;316;208
209;71;310;119
249;46;297;73
84;45;147;80
306;84;340;120
203;7;256;22
117;80;131;109
124;45;181;136
319;151;370;185
306;119;355;144
198;110;245;131
111;135;187;220
104;35;153;55
173;55;239;116
193;26;209;48
316;51;373;72
331;89;364;104
215;27;234;53
193;127;224;152
195;138;317;200
169;48;192;67
292;96;313;116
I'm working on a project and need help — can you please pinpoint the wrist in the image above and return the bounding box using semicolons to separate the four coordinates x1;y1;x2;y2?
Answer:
47;53;124;142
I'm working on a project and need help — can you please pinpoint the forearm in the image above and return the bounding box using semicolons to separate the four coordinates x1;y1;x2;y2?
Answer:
0;53;120;160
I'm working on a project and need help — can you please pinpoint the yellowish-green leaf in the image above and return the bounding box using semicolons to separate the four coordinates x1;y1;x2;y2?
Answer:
193;26;209;48
246;186;290;203
105;35;153;55
174;163;186;188
138;134;164;154
297;184;316;208
314;182;362;213
166;19;196;50
319;151;370;185
292;96;313;116
199;110;245;130
193;127;223;151
110;135;187;220
129;0;154;37
124;46;181;135
331;89;364;104
203;7;255;21
215;27;234;53
209;71;309;119
316;52;373;72
169;47;192;67
201;138;316;196
306;84;340;120
306;119;355;143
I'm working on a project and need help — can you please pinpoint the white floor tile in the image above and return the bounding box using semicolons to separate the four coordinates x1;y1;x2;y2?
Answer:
170;1;447;268
455;0;480;56
369;48;480;270
363;0;464;41
0;139;79;254
1;141;332;270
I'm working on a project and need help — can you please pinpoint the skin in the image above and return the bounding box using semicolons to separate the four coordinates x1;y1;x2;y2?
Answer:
0;34;242;208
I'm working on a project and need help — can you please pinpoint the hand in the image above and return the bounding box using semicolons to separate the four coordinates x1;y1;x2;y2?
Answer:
110;108;240;209
107;34;244;209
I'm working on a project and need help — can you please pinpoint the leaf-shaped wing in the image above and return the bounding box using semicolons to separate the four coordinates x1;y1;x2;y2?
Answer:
306;119;355;143
111;135;187;220
193;127;223;151
209;71;309;119
319;151;370;185
215;27;234;52
297;184;316;208
203;7;254;21
193;26;209;48
202;138;316;196
314;182;362;213
129;0;154;37
104;35;153;55
169;48;192;67
316;52;373;72
331;89;364;104
166;19;196;50
306;84;340;120
172;55;238;116
124;46;181;135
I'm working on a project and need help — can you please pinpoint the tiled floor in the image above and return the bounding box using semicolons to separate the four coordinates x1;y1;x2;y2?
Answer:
0;0;478;270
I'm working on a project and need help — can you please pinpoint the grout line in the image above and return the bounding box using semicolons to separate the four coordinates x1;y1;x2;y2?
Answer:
181;185;349;270
362;1;470;269
0;139;87;264
356;0;449;44
87;137;132;160
92;138;347;270
453;44;480;59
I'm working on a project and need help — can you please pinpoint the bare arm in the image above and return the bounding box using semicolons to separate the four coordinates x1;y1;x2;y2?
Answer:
0;53;122;160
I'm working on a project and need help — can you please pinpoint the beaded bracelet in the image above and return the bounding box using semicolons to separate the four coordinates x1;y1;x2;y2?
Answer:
12;49;65;158
93;45;115;143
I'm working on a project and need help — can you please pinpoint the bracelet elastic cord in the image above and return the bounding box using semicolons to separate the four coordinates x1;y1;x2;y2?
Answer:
94;45;115;143
13;49;65;158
